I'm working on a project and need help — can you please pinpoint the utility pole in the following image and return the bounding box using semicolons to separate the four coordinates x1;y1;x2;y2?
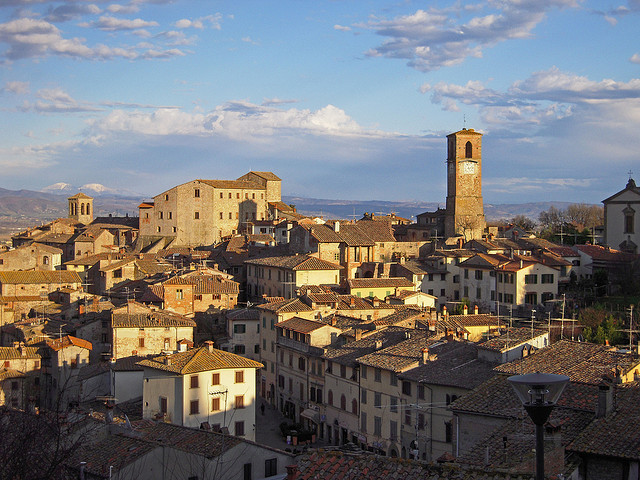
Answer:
629;305;635;352
561;294;566;340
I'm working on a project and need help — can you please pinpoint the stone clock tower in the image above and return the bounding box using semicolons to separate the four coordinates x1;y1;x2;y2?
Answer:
444;128;486;240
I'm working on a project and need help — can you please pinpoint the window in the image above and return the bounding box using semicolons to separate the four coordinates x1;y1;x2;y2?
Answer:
352;398;358;414
418;413;425;429
233;344;245;354
374;392;381;409
541;274;554;284
340;364;346;378
235;370;244;383
361;365;367;379
476;287;481;299
176;289;184;300
138;337;145;348
229;212;233;220
212;397;220;411
374;368;381;382
441;288;446;296
243;463;252;480
234;324;246;334
328;390;333;406
625;206;635;233
298;357;305;371
374;416;382;436
235;421;245;436
340;394;346;410
390;420;398;441
361;412;367;432
220;212;223;219
475;270;483;280
390;374;397;386
190;375;199;389
361;389;367;404
160;397;167;414
265;459;277;477
445;421;453;443
390;396;398;413
194;188;200;197
402;381;411;396
525;274;538;284
464;269;469;279
404;409;412;426
194;211;200;220
159;211;163;219
235;395;244;409
190;400;199;415
465;141;473;158
418;385;425;400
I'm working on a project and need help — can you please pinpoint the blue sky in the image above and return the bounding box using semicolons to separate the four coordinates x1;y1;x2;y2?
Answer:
0;0;639;204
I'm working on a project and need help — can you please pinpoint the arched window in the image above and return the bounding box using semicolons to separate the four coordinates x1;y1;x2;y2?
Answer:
340;394;346;411
328;390;333;406
352;398;358;415
42;256;49;265
81;203;85;215
86;204;90;216
465;141;473;158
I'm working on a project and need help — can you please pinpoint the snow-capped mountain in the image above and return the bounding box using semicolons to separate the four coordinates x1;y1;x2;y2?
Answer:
41;183;74;193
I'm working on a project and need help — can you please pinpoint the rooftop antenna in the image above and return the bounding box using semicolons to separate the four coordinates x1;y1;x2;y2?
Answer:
463;114;466;129
629;169;634;180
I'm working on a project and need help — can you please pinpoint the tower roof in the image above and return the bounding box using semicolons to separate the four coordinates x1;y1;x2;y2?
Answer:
68;192;93;200
447;128;482;137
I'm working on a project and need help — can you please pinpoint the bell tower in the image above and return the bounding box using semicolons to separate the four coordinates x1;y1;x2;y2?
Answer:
68;192;94;225
444;128;485;240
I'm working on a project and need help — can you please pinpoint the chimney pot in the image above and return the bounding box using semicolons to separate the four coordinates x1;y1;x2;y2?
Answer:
286;465;299;480
474;305;479;315
463;305;468;316
204;341;215;353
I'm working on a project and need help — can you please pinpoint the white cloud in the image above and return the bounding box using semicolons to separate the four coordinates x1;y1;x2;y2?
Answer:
631;53;640;64
88;16;159;32
3;80;29;94
0;17;186;61
174;14;222;30
334;24;351;32
361;1;580;72
45;4;101;23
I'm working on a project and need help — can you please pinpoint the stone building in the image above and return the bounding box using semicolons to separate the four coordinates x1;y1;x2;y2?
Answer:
68;192;94;225
603;177;640;253
445;129;486;240
138;171;281;247
109;302;196;359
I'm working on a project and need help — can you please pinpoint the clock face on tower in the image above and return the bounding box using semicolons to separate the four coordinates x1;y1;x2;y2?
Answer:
461;161;476;175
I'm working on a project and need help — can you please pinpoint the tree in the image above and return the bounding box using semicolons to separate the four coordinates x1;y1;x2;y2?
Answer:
538;206;564;232
510;215;536;231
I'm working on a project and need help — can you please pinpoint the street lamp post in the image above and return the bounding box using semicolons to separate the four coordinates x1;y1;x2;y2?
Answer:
507;372;570;480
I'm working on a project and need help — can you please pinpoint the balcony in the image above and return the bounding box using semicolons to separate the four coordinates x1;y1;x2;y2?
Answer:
277;336;324;356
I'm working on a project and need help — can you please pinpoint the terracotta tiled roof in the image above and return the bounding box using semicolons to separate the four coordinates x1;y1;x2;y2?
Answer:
347;277;415;289
357;331;435;372
246;254;341;271
0;368;25;381
244;171;281;181
324;327;414;367
303;224;343;243
138;346;262;374
226;308;260;321
198;179;264;190
257;297;313;313
336;295;397;311
494;340;640;385
112;310;196;328
0;270;81;285
575;244;638;263
276;316;329;334
568;384;640;460
478;327;548;352
446;314;502;328
399;341;497;389
46;335;92;351
0;346;41;360
294;448;533;480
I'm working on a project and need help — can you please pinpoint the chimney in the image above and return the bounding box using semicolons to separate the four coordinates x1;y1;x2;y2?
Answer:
400;256;405;265
79;303;85;315
422;347;429;364
375;340;383;350
354;328;362;341
204;340;215;353
164;354;172;366
20;343;26;357
286;465;299;480
349;297;355;308
463;305;468;316
330;316;337;327
334;221;340;233
372;297;380;307
596;384;614;418
474;305;479;315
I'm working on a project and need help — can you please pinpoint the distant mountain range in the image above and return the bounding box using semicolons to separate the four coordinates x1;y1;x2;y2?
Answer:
0;185;582;240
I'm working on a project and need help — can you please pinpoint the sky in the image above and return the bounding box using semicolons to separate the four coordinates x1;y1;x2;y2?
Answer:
0;0;639;205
